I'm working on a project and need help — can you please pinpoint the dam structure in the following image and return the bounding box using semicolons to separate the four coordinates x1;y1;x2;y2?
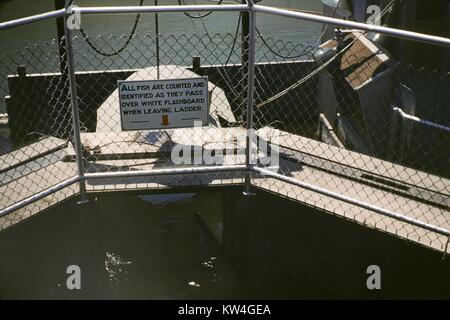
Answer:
0;1;449;299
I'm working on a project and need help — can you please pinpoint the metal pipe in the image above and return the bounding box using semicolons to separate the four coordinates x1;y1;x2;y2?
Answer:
0;2;448;240
251;166;450;237
64;20;88;204
253;4;450;47
84;164;247;180
244;0;256;196
0;176;80;218
75;4;250;14
0;9;67;30
393;107;450;133
241;0;249;78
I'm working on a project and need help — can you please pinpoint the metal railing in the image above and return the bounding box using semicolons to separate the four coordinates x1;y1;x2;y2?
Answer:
0;2;449;247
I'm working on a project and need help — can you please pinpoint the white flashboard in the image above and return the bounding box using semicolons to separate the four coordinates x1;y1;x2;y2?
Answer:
118;77;209;130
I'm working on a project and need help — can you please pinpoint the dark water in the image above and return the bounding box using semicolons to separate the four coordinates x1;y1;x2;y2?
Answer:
1;188;449;299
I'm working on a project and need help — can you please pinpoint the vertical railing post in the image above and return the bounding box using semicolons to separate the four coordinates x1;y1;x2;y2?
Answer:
64;8;88;204
244;1;256;196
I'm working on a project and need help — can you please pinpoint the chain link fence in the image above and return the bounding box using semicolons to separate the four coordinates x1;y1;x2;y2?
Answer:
251;30;450;250
0;37;79;229
0;5;449;252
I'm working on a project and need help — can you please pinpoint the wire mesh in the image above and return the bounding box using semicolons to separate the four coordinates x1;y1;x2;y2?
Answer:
251;30;450;251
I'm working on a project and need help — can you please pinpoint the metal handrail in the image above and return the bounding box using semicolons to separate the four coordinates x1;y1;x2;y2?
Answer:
83;164;247;180
253;4;450;47
0;165;247;218
393;107;450;133
0;176;81;218
74;4;250;15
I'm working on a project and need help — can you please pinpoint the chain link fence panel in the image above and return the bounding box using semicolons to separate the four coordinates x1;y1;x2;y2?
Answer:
251;30;450;251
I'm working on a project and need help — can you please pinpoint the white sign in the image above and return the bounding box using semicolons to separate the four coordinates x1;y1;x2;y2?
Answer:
118;77;209;130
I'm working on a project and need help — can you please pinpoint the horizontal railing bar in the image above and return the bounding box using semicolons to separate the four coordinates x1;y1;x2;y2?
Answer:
0;9;67;31
251;166;450;237
393;107;450;133
84;164;247;180
75;4;250;14
0;176;80;218
254;4;450;47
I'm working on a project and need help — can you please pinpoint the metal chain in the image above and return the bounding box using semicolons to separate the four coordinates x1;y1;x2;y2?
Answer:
255;26;315;60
